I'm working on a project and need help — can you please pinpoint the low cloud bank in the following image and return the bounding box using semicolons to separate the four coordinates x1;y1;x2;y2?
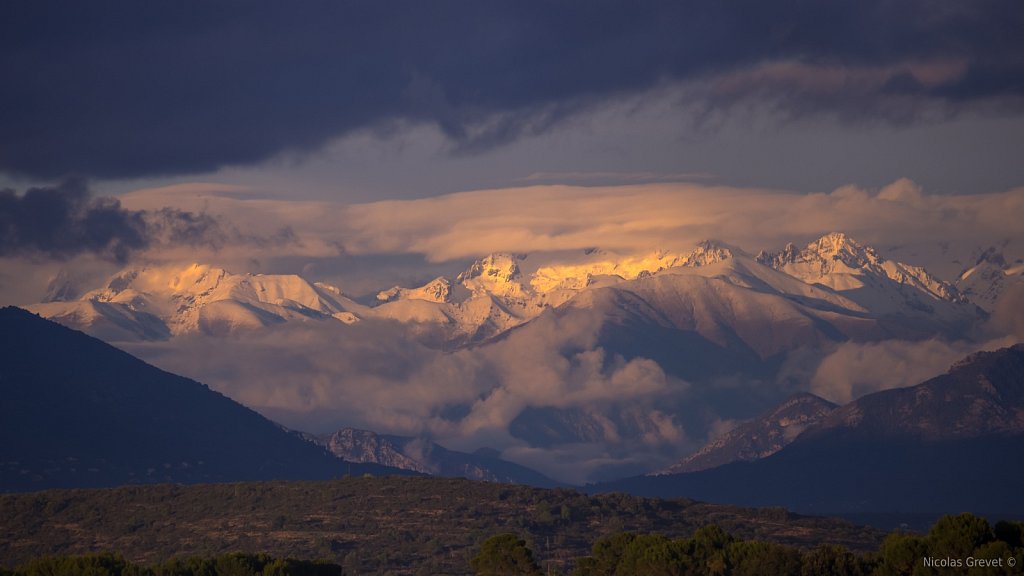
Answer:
119;304;1024;483
121;311;693;484
118;180;1024;285
809;339;979;404
340;180;1024;270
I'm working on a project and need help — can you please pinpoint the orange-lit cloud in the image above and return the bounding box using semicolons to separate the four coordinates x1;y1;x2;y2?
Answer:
114;179;1024;284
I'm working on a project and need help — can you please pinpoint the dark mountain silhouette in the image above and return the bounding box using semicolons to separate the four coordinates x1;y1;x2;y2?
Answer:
658;393;837;474
0;307;408;492
803;345;1024;442
594;344;1024;522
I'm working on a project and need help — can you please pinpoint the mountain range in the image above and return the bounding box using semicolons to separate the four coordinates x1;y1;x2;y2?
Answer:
596;343;1024;522
14;232;1016;484
3;303;1022;526
30;233;984;347
0;307;566;491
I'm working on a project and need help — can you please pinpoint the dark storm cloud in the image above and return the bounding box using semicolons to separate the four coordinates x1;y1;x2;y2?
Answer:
1;0;1022;179
0;179;224;261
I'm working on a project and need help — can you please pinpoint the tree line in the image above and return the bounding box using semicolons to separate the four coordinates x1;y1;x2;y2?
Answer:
2;513;1019;575
472;513;1023;575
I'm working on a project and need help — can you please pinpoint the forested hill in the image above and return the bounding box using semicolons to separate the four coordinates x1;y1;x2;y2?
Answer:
0;476;881;574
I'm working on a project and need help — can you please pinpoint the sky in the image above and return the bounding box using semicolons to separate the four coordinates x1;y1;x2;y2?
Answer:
2;1;1024;199
2;2;1024;482
2;1;1023;283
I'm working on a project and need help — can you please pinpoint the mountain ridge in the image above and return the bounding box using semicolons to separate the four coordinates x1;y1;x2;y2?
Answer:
657;393;837;474
594;343;1024;518
756;233;971;322
0;307;408;492
29;233;985;346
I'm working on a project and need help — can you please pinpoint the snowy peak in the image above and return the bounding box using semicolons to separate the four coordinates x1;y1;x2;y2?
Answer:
528;242;733;294
757;233;881;276
955;246;1024;312
681;240;734;267
758;233;964;306
456;253;528;298
27;263;365;340
805;232;876;269
531;249;679;293
98;262;345;317
377;276;452;304
382;243;737;314
375;245;742;345
756;243;799;269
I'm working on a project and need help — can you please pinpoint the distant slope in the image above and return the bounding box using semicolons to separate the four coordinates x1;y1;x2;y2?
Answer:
803;344;1024;442
595;345;1024;518
319;428;561;487
657;393;837;474
0;307;404;492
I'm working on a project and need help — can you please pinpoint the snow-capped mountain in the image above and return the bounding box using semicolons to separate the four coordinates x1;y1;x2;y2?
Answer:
29;233;989;345
756;233;978;335
372;249;697;344
565;264;876;360
955;246;1024;312
368;236;945;347
469;238;989;464
488;244;888;464
758;232;963;305
373;253;556;344
377;276;452;304
20;233;1011;485
29;263;367;341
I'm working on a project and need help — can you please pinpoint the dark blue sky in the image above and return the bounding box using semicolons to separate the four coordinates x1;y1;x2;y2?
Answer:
1;0;1023;200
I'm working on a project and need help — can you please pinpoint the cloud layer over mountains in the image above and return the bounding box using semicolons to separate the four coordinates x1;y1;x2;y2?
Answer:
107;179;1024;282
4;178;1023;483
340;179;1024;266
121;312;685;484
